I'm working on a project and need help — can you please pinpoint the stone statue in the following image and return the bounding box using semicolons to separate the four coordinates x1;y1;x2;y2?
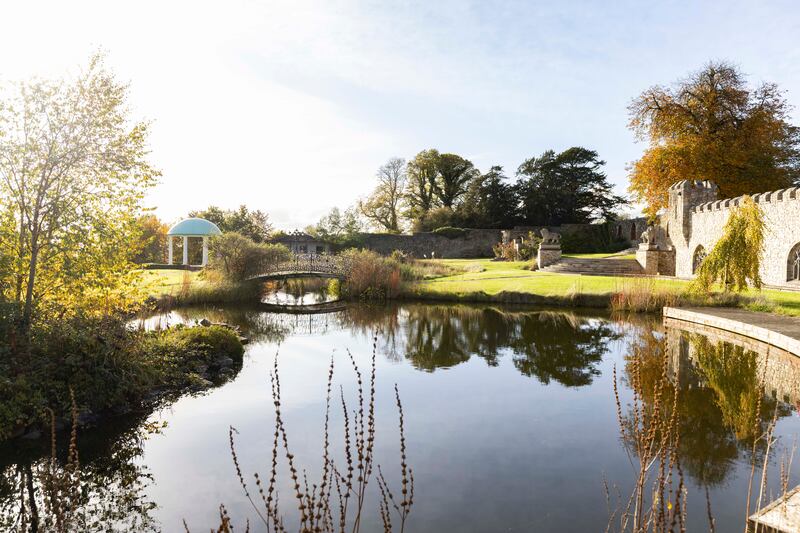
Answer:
640;226;654;245
540;228;561;245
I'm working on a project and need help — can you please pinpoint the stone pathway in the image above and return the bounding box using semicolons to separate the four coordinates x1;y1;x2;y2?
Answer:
749;485;800;533
663;306;800;357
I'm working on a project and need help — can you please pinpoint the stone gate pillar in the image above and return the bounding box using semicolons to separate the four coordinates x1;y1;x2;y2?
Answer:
537;242;562;269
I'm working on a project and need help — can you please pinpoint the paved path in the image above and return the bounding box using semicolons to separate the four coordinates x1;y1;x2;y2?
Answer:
663;306;800;357
749;484;800;533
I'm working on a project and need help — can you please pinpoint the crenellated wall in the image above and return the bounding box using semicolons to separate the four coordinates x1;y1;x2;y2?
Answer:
661;180;800;286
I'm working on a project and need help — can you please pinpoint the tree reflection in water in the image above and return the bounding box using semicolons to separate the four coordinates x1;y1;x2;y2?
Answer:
337;304;618;386
0;415;161;531
624;324;797;490
162;304;620;386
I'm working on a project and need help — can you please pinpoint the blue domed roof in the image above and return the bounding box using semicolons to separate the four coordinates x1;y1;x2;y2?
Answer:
167;218;223;236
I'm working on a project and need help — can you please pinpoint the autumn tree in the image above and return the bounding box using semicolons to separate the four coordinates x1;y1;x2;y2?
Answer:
133;214;169;263
691;196;765;293
188;205;272;242
516;147;624;225
0;54;158;333
628;61;800;216
358;157;406;232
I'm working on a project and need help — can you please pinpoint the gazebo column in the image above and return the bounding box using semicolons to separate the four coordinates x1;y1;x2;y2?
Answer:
167;237;173;265
202;237;209;266
182;236;189;266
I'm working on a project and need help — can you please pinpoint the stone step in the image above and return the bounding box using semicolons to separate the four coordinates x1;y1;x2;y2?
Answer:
540;257;644;276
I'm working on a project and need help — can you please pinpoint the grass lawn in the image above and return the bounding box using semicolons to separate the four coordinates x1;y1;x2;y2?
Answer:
415;258;800;316
418;258;686;295
137;269;205;298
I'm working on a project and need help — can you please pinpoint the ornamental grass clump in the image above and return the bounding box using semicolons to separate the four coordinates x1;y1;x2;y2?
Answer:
691;196;765;293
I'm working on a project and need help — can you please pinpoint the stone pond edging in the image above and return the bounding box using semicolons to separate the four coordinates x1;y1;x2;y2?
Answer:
663;306;800;357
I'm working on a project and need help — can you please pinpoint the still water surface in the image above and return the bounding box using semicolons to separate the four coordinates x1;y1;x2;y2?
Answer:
2;303;799;531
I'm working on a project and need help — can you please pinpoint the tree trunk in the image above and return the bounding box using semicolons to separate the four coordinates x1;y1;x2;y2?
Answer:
20;229;40;336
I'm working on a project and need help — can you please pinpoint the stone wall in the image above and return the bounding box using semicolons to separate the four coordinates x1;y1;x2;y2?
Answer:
661;180;800;286
504;218;648;247
359;229;502;258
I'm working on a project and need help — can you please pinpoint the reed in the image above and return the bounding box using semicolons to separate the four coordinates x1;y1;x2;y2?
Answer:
198;336;414;533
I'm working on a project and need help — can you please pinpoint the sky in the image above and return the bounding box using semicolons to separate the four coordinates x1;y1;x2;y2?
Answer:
2;0;800;230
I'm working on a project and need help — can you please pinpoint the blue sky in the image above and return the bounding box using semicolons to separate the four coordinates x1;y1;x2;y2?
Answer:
2;0;799;228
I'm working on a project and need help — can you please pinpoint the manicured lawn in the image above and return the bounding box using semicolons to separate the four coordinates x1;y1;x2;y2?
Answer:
420;259;687;295
417;258;800;316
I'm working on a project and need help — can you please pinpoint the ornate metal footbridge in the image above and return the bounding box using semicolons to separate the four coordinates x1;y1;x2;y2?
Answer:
246;253;350;281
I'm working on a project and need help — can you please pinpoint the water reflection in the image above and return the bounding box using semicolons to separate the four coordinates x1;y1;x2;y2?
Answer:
624;318;800;488
0;416;159;531
31;303;798;531
261;277;337;305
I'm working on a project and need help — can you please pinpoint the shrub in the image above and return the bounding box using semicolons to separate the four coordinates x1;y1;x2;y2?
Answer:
493;241;520;261
0;316;244;441
432;226;467;239
209;232;290;281
339;249;400;300
560;223;628;253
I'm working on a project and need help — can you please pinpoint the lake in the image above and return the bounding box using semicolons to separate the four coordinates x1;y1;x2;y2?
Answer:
2;303;799;532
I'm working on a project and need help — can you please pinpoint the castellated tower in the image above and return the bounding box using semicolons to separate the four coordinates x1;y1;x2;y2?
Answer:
666;180;719;246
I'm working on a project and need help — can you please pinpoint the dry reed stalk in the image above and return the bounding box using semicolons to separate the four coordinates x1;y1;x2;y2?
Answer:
202;336;412;533
610;338;685;533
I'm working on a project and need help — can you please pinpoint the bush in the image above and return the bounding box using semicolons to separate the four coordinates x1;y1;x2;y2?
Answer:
432;226;467;239
209;232;290;281
339;249;400;300
560;223;628;253
0;316;244;441
493;241;520;261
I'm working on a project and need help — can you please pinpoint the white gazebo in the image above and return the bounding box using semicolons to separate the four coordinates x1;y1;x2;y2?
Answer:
167;218;223;266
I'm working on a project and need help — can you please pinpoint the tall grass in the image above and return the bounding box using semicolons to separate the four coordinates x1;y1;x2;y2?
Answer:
340;249;459;301
610;278;758;314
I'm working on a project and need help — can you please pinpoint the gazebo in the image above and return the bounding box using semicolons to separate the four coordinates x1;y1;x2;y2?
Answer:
167;218;222;266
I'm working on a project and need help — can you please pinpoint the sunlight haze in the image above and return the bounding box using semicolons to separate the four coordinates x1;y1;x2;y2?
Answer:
2;0;799;228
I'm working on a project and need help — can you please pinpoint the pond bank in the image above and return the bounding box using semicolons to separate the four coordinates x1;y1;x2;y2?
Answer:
1;324;246;444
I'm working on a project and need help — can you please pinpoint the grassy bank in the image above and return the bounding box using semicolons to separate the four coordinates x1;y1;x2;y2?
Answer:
404;258;800;316
140;259;800;317
0;321;245;442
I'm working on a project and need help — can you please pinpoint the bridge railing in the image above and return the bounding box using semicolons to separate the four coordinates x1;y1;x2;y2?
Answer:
254;253;351;277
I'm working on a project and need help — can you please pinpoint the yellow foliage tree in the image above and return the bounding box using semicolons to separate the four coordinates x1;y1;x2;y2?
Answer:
628;61;800;217
690;196;765;293
0;54;159;332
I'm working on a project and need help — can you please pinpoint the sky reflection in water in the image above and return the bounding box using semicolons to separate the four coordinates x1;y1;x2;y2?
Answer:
1;304;798;532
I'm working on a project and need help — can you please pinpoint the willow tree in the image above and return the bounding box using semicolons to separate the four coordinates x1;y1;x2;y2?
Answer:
628;61;800;217
0;54;158;333
691;196;765;293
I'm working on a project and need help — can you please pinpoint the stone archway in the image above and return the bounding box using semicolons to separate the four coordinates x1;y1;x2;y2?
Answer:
788;243;800;282
692;245;707;274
